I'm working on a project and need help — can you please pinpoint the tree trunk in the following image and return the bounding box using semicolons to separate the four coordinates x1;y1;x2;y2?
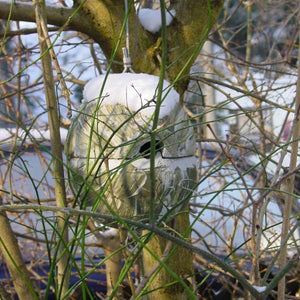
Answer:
142;212;194;299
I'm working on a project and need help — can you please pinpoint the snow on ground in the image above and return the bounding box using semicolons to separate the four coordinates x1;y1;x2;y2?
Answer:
83;73;179;118
137;8;176;33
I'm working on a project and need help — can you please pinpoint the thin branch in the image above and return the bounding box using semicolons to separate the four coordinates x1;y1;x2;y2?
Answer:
0;26;61;38
277;28;300;299
33;0;69;297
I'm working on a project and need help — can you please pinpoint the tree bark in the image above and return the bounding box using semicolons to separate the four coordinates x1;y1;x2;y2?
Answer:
142;212;194;300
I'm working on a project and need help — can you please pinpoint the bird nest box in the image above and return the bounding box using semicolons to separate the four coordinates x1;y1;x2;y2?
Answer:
66;73;197;222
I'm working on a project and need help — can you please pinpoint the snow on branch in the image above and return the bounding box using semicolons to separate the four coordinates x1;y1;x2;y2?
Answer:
137;8;176;33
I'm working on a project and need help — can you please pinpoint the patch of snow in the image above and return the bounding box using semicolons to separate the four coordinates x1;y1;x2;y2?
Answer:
137;8;176;33
83;73;179;118
215;73;296;111
252;285;267;293
213;72;297;141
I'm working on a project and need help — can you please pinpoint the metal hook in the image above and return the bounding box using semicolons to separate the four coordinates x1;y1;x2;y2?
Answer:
122;0;135;73
122;47;135;73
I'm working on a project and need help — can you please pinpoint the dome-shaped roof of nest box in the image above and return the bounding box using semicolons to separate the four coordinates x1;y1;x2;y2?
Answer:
66;73;197;224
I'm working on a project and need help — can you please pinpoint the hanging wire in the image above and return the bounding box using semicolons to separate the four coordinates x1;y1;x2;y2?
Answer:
122;0;135;73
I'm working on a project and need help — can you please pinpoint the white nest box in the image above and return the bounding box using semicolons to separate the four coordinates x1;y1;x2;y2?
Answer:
66;73;197;221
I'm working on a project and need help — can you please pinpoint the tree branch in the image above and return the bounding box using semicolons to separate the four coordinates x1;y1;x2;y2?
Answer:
0;1;76;26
